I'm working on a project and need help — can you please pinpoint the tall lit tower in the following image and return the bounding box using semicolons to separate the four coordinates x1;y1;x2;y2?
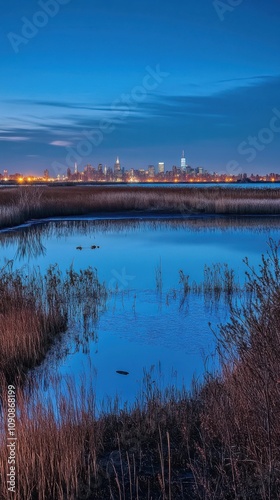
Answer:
158;162;165;175
74;162;78;174
114;156;121;174
181;151;186;172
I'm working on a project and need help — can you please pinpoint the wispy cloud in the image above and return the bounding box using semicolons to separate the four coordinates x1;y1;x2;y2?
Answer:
0;136;29;142
50;140;73;147
6;99;128;113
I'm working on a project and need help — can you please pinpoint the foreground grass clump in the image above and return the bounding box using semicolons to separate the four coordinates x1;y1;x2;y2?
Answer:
1;185;280;229
0;375;199;500
1;241;280;498
0;263;106;383
178;262;241;304
200;240;280;498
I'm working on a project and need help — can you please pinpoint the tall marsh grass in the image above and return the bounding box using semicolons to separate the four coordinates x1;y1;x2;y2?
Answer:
195;239;280;498
1;186;280;229
178;263;242;306
0;263;106;383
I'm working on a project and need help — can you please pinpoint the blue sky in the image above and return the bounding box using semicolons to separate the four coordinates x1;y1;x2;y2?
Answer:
0;0;280;175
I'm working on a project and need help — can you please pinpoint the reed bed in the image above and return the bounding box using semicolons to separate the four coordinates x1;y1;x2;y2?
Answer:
1;241;280;498
0;372;198;500
177;263;242;308
1;186;280;229
0;263;106;383
195;239;280;499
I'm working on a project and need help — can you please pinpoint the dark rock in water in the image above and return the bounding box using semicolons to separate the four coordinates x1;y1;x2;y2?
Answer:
76;246;83;250
116;370;129;376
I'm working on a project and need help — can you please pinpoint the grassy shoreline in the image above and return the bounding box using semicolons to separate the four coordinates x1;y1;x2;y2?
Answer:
0;264;106;384
0;185;280;230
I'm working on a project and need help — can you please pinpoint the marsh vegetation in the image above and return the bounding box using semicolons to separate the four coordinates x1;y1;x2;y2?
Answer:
1;185;280;229
0;263;106;383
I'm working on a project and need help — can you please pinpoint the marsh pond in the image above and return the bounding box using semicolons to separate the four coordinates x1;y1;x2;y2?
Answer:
1;213;279;408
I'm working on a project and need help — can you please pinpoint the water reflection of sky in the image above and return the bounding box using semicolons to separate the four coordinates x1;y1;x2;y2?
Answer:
38;292;225;410
0;216;279;288
1;216;279;406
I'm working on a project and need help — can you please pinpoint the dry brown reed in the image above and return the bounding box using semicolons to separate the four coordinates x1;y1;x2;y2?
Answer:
1;185;280;230
0;263;106;383
194;239;280;498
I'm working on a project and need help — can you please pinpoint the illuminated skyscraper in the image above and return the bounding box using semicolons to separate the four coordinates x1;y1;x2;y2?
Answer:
148;165;155;178
181;151;186;171
114;156;121;174
158;162;165;174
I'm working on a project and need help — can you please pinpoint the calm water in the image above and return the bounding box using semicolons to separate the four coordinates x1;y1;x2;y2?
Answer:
108;182;280;189
1;215;279;407
1;182;280;190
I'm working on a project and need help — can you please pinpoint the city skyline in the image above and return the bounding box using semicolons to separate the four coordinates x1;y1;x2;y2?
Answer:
1;1;280;173
2;153;280;178
2;153;280;184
